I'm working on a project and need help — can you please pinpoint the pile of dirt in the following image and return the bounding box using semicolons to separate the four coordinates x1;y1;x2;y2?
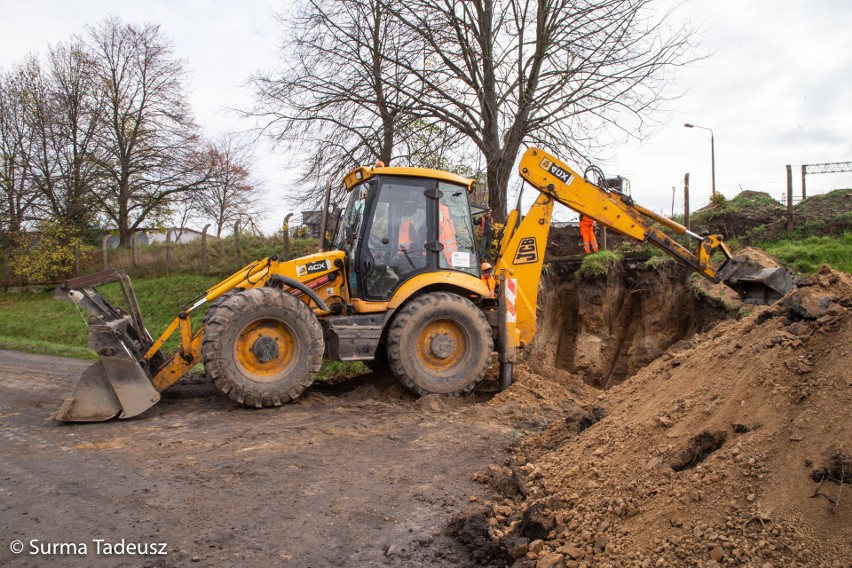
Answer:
691;191;787;240
763;188;852;240
693;188;852;243
545;225;639;258
464;266;852;567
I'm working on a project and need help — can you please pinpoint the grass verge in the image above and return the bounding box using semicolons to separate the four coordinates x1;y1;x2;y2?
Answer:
0;274;372;383
759;233;852;275
0;274;220;359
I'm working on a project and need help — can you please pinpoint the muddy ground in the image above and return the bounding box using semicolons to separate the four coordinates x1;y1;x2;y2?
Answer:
0;351;528;568
2;259;850;567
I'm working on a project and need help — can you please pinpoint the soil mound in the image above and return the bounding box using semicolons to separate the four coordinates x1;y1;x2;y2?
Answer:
691;191;786;240
472;266;852;567
784;188;852;239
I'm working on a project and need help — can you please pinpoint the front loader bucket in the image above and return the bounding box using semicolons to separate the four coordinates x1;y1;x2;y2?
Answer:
54;270;161;422
55;324;161;421
718;255;795;305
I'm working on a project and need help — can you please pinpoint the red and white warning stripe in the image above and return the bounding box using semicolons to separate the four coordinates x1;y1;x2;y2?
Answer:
506;278;517;323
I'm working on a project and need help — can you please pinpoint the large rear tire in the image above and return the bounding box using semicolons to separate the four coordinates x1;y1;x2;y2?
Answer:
387;292;493;396
202;287;323;408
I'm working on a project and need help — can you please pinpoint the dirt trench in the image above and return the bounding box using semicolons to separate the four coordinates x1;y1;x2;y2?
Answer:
533;261;735;389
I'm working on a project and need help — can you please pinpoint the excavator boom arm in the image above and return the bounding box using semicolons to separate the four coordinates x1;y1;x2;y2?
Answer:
494;147;794;355
517;147;730;281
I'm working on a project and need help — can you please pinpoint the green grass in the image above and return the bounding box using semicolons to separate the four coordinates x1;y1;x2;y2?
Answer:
576;250;622;279
759;233;852;275
316;360;369;381
0;274;372;383
643;247;676;270
0;274;219;359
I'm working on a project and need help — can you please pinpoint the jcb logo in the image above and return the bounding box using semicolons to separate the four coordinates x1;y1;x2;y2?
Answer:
513;237;538;265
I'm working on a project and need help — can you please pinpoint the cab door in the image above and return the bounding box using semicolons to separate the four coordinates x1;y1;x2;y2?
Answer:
359;177;433;301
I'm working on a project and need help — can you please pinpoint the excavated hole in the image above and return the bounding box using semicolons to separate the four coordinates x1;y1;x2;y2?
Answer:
671;430;728;472
536;259;735;390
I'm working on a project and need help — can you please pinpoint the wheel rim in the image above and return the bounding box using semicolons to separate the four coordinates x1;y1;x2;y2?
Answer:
415;319;466;372
234;318;297;383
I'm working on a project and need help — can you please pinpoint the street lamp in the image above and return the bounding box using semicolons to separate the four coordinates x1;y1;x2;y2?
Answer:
684;123;716;197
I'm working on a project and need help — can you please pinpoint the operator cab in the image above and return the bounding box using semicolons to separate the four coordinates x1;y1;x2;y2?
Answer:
335;169;479;301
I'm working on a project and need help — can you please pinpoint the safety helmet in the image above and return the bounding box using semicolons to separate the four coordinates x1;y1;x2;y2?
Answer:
481;262;493;272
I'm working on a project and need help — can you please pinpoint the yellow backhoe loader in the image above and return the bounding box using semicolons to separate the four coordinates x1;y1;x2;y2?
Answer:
54;148;793;421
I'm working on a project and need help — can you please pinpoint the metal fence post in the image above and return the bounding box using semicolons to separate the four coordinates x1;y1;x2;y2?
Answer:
74;245;81;276
1;249;10;285
130;232;138;268
283;213;293;261
166;229;174;272
235;219;244;267
202;223;211;274
102;235;110;270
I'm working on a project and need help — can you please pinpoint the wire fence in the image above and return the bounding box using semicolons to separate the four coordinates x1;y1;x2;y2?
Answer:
1;232;321;288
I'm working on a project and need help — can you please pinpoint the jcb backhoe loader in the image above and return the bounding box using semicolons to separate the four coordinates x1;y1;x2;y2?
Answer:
54;148;793;421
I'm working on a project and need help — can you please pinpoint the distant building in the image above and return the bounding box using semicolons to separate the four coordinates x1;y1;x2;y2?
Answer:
102;227;215;249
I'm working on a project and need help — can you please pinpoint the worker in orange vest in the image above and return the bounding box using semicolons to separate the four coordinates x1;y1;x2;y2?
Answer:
398;218;418;251
480;262;497;297
439;203;458;265
579;214;598;254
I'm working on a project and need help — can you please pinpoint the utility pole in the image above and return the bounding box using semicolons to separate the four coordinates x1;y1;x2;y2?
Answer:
671;187;676;217
684;123;716;197
786;165;794;233
684;173;690;230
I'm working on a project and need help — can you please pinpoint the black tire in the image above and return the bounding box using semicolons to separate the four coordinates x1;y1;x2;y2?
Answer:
202;289;240;326
202;287;323;408
364;344;388;373
387;292;493;396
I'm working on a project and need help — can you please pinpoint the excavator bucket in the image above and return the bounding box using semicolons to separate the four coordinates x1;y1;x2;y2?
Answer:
717;255;795;305
54;270;160;422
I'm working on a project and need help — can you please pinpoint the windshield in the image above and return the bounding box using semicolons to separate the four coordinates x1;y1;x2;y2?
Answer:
334;183;369;253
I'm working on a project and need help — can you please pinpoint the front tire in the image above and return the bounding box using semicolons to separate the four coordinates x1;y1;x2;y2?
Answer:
202;287;323;408
387;292;493;396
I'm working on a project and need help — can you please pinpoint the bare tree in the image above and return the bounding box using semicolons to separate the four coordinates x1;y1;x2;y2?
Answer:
0;61;42;244
39;40;106;233
87;16;205;247
194;134;262;238
250;0;466;206
383;0;694;219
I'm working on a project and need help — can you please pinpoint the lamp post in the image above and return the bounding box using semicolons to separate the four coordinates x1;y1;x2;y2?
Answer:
684;123;716;197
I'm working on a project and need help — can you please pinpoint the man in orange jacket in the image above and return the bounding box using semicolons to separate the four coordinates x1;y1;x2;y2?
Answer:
579;214;599;254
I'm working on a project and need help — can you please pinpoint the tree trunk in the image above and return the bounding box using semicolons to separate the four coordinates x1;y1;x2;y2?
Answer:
118;180;131;248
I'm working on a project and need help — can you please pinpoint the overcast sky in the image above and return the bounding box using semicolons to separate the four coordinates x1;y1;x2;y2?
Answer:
1;0;850;232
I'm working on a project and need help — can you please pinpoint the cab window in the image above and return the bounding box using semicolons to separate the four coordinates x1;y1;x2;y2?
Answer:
362;180;430;300
437;182;478;276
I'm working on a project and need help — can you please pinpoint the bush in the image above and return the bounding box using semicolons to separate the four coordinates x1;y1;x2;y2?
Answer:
10;221;92;284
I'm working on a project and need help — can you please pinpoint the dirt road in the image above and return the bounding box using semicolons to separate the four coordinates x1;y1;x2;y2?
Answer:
0;350;518;567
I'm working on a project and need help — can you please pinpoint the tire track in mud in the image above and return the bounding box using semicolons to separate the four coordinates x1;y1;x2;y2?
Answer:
0;350;516;567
